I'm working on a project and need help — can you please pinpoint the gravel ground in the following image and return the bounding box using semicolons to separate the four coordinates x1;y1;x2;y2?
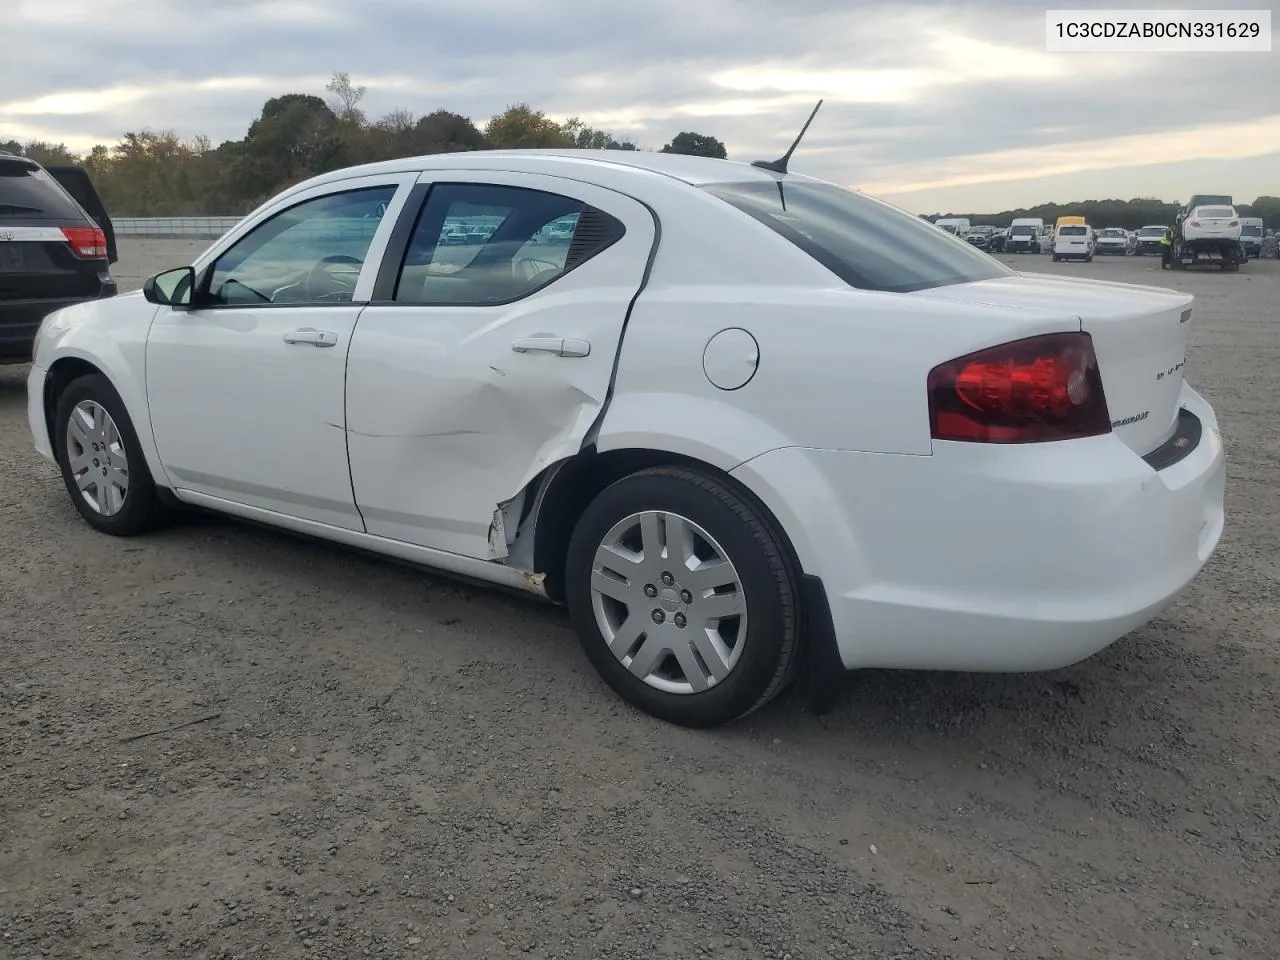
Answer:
2;241;1277;960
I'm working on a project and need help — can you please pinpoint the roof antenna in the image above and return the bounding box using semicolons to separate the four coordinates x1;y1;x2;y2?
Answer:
752;99;824;175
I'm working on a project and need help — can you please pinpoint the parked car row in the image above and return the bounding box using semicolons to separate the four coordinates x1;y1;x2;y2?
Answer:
934;208;1272;264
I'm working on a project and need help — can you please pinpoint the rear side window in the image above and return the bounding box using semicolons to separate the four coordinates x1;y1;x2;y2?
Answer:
0;158;87;220
702;180;1009;293
393;183;624;305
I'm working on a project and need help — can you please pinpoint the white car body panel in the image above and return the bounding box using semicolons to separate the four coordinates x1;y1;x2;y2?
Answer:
144;172;418;527
344;169;657;558
26;149;1227;680
28;291;163;472
733;381;1224;670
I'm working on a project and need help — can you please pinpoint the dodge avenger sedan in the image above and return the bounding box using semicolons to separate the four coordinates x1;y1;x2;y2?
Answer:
26;149;1226;727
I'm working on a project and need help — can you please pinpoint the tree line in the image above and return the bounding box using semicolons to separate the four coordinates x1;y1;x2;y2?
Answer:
925;195;1280;231
4;72;1274;227
1;73;729;217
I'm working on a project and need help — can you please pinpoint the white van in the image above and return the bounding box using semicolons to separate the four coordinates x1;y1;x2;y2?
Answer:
1239;217;1264;258
934;217;970;238
1006;217;1044;253
1053;223;1094;262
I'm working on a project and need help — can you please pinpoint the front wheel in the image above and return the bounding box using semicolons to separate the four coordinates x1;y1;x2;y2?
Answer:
54;374;171;536
565;466;802;727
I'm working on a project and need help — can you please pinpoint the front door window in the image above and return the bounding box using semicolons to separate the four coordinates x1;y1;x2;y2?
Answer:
205;186;396;305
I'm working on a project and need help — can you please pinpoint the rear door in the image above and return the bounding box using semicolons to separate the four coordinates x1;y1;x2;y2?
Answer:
346;170;657;559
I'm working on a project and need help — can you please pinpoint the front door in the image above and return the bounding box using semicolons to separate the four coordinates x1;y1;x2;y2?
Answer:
146;177;408;529
346;171;657;558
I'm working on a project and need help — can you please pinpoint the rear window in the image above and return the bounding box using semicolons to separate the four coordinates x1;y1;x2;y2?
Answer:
1059;225;1087;236
1195;206;1233;219
0;158;87;220
702;180;1010;294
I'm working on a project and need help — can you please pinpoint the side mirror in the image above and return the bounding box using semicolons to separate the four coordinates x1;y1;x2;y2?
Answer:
143;266;196;307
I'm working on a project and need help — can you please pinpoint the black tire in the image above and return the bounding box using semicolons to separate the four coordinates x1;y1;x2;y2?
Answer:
565;466;802;727
54;373;171;536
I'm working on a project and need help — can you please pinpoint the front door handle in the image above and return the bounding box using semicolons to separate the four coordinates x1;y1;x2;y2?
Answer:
511;335;591;358
283;328;338;348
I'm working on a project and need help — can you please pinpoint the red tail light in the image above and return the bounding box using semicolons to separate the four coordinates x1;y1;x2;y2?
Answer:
1229;220;1239;227
61;226;108;259
1188;220;1201;228
927;332;1111;443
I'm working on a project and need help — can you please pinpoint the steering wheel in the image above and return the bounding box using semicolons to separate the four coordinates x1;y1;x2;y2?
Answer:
304;254;363;301
513;257;560;283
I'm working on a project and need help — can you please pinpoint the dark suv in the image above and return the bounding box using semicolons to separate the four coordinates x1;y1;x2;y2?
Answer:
1;153;118;363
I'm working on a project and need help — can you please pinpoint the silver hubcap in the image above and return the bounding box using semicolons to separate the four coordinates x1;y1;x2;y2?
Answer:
590;510;748;694
65;400;129;517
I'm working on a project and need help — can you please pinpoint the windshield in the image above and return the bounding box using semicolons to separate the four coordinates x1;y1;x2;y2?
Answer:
1195;207;1234;219
1099;229;1125;238
703;180;1009;293
1010;226;1033;236
1059;225;1087;236
1138;227;1165;237
1242;224;1262;236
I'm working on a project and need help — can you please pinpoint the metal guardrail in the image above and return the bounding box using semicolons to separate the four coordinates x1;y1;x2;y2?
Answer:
113;217;243;238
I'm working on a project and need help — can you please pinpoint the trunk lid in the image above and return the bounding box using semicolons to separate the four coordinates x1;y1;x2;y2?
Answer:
911;272;1193;455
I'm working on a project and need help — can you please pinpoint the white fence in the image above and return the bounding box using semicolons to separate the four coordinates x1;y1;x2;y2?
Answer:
113;217;243;239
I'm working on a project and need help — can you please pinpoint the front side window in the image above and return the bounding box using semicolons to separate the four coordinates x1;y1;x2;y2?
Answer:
703;180;1010;293
393;183;623;305
206;186;396;306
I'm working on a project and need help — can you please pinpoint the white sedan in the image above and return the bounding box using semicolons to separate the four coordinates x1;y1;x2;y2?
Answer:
26;150;1226;727
1182;205;1243;241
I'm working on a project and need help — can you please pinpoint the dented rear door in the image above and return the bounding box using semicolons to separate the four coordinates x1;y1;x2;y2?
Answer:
345;169;657;559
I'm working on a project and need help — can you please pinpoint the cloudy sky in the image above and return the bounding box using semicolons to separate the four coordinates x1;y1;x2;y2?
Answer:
3;0;1277;213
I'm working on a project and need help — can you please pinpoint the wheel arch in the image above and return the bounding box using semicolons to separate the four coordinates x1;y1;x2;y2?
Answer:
516;443;845;714
41;354;172;497
521;445;804;605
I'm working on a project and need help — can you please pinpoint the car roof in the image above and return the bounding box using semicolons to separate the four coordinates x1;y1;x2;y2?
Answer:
301;149;796;191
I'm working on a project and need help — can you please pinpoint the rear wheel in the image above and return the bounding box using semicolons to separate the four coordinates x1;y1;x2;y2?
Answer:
565;466;802;727
54;374;171;536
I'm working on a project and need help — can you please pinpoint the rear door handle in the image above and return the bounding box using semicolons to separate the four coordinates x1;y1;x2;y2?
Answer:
511;335;591;358
283;328;338;348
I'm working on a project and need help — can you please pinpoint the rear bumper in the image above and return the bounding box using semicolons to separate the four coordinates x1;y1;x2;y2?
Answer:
0;290;115;362
733;382;1225;674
